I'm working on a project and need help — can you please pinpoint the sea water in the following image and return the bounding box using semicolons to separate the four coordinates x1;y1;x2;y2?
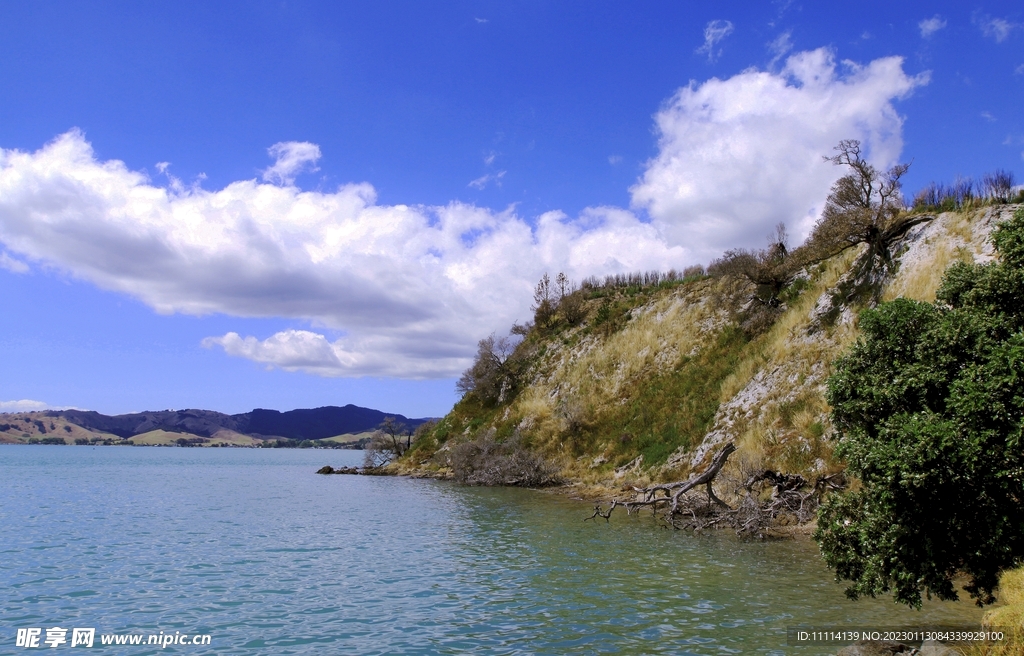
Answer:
0;446;984;655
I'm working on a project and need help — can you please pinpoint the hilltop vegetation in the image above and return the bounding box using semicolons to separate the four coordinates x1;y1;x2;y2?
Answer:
395;149;1022;511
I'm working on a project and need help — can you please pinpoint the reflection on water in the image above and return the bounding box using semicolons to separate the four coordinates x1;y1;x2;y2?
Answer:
0;446;983;654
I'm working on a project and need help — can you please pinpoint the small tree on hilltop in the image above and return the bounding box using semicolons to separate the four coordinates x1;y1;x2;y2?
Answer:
532;273;556;327
814;207;1024;608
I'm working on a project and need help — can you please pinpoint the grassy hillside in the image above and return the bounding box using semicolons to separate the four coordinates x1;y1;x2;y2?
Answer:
397;204;1020;497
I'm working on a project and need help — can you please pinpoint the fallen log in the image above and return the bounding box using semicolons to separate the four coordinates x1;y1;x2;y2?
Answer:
586;443;736;521
585;445;847;535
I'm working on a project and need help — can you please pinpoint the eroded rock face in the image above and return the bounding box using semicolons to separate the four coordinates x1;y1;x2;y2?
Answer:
680;206;1018;475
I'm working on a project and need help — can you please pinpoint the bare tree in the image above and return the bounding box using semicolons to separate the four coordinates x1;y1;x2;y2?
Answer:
982;170;1015;203
552;272;587;326
784;140;936;314
555;271;570;299
363;417;412;468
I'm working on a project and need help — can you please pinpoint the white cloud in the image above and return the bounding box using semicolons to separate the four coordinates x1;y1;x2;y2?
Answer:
475;17;488;24
981;111;997;122
976;15;1018;43
696;20;735;62
919;15;947;38
0;51;924;380
0;251;29;273
608;155;622;165
468;170;506;190
631;48;928;262
1;399;51;412
1015;63;1024;75
767;31;793;69
261;141;321;186
0;131;687;378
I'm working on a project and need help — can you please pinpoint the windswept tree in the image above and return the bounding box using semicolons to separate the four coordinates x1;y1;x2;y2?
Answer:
803;140;932;297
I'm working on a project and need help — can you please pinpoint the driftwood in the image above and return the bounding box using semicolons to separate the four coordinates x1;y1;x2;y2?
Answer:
586;444;846;535
585;443;735;523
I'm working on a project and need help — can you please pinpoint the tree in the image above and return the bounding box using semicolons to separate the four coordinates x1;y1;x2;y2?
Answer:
363;417;413;468
708;223;799;333
814;207;1024;608
802;140;931;300
532;273;556;327
982;169;1015;203
456;333;527;405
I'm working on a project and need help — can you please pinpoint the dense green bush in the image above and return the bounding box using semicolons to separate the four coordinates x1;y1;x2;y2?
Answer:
815;207;1024;607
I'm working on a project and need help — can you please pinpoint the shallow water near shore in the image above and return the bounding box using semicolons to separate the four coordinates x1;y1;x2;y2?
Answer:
1;446;984;655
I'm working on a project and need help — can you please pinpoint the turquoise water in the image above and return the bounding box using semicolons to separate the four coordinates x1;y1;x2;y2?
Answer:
0;446;983;655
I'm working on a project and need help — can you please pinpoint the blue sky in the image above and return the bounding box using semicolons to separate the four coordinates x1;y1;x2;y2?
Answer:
1;1;1022;418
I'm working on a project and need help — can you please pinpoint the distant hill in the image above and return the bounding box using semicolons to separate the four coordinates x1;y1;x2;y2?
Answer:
30;405;432;441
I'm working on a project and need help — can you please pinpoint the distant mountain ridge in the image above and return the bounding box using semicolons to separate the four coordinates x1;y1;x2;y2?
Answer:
45;405;431;440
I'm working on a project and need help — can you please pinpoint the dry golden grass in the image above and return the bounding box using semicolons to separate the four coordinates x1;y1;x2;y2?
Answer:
883;210;986;303
959;567;1024;655
709;248;863;478
718;249;859;405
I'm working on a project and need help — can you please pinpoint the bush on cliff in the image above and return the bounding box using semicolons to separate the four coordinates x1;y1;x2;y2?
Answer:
815;207;1024;608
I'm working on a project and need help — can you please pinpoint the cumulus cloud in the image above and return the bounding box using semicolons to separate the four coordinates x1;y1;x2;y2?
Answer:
0;131;687;378
261;141;321;185
696;20;735;62
631;48;928;261
0;50;924;379
919;15;947;38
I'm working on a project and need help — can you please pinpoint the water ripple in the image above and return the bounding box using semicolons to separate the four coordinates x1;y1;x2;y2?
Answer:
1;446;984;655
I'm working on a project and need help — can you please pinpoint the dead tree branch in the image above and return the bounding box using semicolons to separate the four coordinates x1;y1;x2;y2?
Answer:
584;446;847;536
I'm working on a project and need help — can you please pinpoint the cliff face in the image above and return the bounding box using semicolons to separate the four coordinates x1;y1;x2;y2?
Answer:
404;205;1020;491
